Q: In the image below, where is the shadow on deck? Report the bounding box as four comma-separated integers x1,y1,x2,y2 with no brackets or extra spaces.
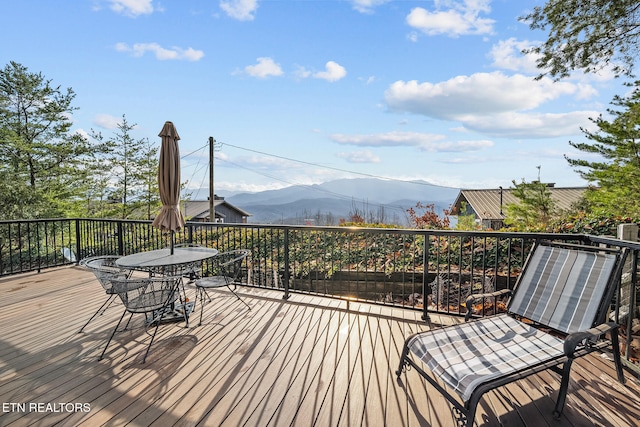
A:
0,266,638,426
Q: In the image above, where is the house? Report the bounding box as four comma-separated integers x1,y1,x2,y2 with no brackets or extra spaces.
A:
451,185,588,229
184,196,252,224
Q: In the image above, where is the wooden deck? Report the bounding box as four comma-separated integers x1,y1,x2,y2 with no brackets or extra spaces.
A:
0,266,639,427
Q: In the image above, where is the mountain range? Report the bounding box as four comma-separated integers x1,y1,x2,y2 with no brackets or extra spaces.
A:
221,178,460,225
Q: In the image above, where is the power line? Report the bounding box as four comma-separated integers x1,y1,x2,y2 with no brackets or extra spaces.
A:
181,143,208,159
220,141,459,190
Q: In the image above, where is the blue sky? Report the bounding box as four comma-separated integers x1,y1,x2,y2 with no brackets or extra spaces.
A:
3,0,626,199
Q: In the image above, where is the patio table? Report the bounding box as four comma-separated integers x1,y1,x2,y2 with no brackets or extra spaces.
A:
116,246,219,326
115,246,219,272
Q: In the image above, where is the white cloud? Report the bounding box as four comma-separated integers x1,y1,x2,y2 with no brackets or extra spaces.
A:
115,42,204,61
74,128,91,140
383,72,601,139
244,57,283,79
384,72,583,119
462,111,598,138
330,131,492,152
337,150,381,163
107,0,154,17
313,61,347,82
295,61,347,82
489,38,540,74
350,0,390,14
331,131,444,147
358,76,376,85
406,0,494,38
220,0,259,21
93,114,122,129
294,65,312,80
214,181,288,193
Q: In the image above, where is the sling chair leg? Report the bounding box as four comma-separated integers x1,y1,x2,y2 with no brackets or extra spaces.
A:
553,359,575,419
99,309,128,361
396,341,411,376
611,329,626,384
463,396,481,427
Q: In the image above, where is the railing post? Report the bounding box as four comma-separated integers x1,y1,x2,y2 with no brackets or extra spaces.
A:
422,233,431,323
75,219,82,265
117,222,125,256
283,228,290,300
187,223,193,244
617,223,639,367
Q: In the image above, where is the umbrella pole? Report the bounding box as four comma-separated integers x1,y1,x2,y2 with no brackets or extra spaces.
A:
170,231,175,255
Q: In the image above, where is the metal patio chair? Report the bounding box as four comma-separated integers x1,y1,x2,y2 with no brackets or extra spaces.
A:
99,275,183,363
171,243,205,281
78,255,132,333
396,242,628,426
195,249,251,326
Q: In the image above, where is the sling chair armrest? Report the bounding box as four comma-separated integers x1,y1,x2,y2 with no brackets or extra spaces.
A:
564,322,619,357
464,289,512,321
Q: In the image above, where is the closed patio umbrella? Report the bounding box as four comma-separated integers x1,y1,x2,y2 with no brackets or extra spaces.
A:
152,121,185,254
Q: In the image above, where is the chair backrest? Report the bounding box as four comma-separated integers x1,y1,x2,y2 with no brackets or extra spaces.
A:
110,276,181,314
208,250,250,283
508,243,623,334
80,255,131,292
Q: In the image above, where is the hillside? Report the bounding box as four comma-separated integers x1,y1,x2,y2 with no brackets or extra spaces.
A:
224,178,459,225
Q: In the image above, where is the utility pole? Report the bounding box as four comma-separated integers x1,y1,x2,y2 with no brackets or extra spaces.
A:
209,136,215,223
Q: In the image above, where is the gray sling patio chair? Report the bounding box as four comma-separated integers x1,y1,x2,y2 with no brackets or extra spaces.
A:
99,275,183,363
195,249,251,326
396,241,628,426
78,255,132,333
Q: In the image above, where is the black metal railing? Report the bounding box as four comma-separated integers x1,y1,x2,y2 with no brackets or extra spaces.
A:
1,218,638,371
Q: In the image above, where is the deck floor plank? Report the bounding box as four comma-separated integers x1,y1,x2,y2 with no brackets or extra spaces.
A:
217,298,341,426
0,267,639,427
190,298,328,426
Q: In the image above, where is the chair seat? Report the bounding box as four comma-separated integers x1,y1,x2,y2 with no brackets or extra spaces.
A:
127,291,177,313
408,314,564,402
196,276,232,289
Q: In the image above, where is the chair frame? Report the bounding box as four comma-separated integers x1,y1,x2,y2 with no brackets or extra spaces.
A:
78,255,132,333
195,249,251,326
396,241,628,426
99,275,184,363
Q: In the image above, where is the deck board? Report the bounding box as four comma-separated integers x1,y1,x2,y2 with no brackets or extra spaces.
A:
0,266,639,427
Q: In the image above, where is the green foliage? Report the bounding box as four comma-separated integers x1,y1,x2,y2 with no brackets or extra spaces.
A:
0,61,94,219
90,115,159,219
0,62,163,220
566,82,640,217
521,1,640,80
454,201,480,231
503,180,555,231
549,211,640,236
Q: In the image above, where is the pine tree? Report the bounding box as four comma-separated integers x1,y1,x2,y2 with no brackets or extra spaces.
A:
522,1,640,80
566,82,640,217
90,115,153,219
504,180,555,231
0,61,92,219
